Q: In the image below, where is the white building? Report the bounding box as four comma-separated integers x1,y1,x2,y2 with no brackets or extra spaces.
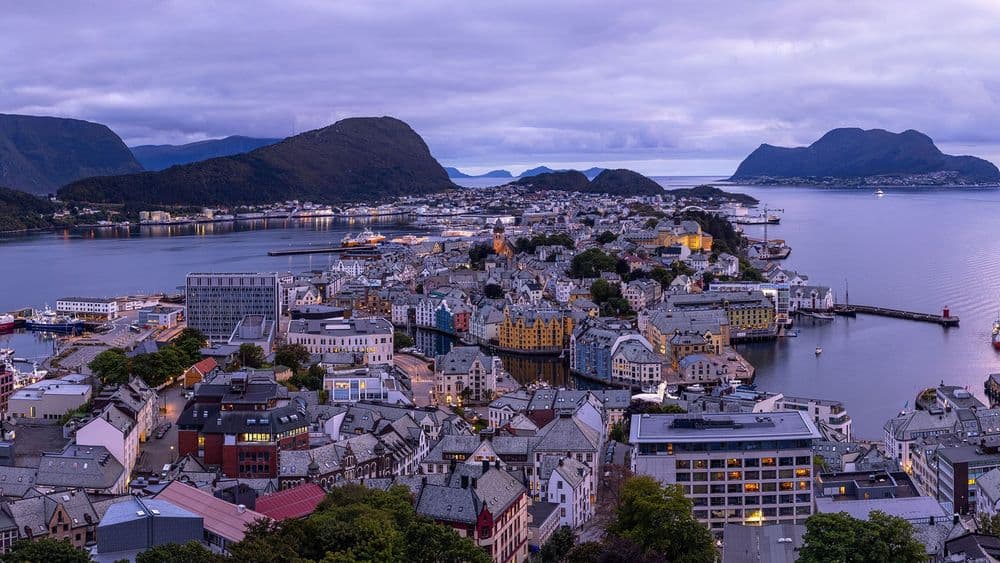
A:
56,297,119,320
75,405,142,481
323,366,411,405
286,317,394,365
775,395,852,441
8,376,92,422
610,337,662,387
789,286,835,311
630,411,821,531
975,467,1000,520
434,346,501,405
543,457,595,529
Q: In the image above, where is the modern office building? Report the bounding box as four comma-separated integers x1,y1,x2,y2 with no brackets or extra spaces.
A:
185,273,280,341
629,411,821,530
56,297,119,320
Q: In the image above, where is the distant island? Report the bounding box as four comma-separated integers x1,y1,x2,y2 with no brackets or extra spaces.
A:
665,184,759,206
520,165,605,179
131,135,282,171
59,116,456,206
512,168,664,196
731,128,1000,186
445,167,513,179
0,113,143,195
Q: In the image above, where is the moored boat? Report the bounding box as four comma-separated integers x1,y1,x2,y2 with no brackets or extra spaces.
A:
0,314,15,333
992,320,1000,350
25,308,84,334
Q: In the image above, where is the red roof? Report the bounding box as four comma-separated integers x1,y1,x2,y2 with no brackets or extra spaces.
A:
156,480,268,542
255,482,327,521
189,357,217,375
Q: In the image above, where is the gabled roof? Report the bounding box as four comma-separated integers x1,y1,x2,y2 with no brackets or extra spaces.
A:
155,481,268,543
255,482,326,521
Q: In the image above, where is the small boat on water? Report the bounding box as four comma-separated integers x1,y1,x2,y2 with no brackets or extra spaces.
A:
783,329,800,338
341,227,386,247
992,320,1000,350
815,347,823,355
875,189,885,197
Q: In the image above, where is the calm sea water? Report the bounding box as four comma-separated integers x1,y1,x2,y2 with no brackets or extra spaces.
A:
3,179,999,437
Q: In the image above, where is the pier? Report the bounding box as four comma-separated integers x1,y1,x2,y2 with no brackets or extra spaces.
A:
800,305,959,327
267,244,377,256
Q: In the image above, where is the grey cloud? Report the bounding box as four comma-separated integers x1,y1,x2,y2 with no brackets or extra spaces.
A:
2,0,999,174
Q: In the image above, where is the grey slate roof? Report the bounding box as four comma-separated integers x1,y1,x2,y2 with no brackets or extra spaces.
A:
36,445,124,490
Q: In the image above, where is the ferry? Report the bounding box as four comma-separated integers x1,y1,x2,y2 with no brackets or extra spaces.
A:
0,314,15,333
992,320,1000,350
875,189,886,197
731,214,781,225
25,308,84,334
341,228,386,247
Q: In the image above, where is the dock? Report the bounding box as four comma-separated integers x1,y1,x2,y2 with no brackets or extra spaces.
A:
267,244,377,256
801,305,959,327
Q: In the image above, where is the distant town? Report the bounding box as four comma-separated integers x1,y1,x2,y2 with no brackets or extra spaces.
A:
1,182,996,562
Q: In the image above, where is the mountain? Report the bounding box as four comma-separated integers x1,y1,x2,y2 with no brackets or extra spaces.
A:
588,169,663,196
518,165,605,179
513,170,590,191
131,136,281,171
0,186,56,232
732,128,1000,183
513,168,663,196
519,166,556,178
59,117,456,206
445,167,513,179
0,114,143,195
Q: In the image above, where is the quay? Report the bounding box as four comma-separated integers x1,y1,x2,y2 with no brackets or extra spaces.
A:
267,244,377,256
800,305,959,327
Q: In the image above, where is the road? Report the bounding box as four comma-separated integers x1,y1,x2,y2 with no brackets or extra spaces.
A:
136,382,187,475
394,353,435,407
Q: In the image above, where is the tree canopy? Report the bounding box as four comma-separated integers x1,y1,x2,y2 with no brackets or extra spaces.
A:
4,538,91,563
799,511,925,563
606,476,716,563
570,248,618,278
88,327,207,388
273,343,312,372
136,541,222,563
227,484,491,563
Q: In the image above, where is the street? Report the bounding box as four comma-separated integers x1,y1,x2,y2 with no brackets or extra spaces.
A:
136,382,187,474
394,352,435,407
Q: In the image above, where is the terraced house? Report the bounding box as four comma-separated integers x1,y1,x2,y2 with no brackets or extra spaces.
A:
497,305,573,352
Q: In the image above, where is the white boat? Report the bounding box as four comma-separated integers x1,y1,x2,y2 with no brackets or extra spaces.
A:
815,347,823,355
875,189,885,197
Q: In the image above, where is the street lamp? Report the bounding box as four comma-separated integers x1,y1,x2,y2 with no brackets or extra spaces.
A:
169,445,175,464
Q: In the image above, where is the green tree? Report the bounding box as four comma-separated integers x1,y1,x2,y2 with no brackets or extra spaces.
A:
607,476,716,563
596,231,618,244
130,352,169,387
979,512,1000,535
484,283,505,299
799,511,925,563
88,348,130,385
228,484,490,563
289,363,326,392
136,541,221,563
468,242,496,269
570,248,618,278
5,538,92,563
237,343,265,369
393,331,414,352
539,525,576,563
274,343,313,372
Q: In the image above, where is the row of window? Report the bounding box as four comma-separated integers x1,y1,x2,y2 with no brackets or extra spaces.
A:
676,456,811,469
676,469,811,481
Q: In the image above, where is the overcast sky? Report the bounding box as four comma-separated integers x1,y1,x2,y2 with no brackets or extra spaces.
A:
3,1,999,175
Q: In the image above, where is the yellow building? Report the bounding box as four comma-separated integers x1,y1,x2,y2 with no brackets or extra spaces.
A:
628,219,713,252
497,306,573,352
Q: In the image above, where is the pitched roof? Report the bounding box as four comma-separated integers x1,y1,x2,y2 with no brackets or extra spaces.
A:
255,482,326,521
155,480,269,542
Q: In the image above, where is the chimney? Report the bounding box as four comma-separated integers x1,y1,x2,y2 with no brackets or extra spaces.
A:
494,460,501,470
461,475,469,489
237,504,246,514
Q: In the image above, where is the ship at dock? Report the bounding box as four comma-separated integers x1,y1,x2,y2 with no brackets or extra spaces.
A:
341,227,386,247
25,308,84,334
0,314,14,333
